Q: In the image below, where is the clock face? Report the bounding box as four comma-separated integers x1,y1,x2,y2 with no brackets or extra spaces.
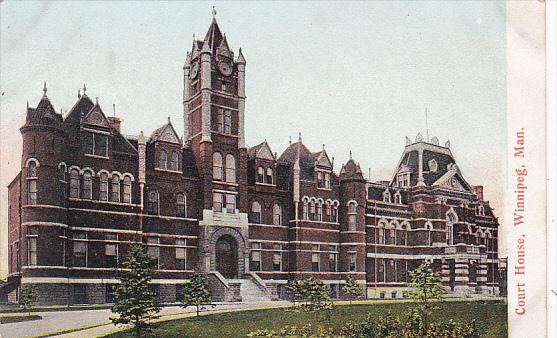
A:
189,63,199,80
218,61,232,76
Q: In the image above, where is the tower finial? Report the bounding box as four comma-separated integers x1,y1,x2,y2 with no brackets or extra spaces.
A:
349,150,352,160
27,100,29,109
289,135,292,145
83,83,87,96
43,81,47,96
322,143,325,150
212,5,217,18
95,97,99,105
78,88,81,99
113,103,116,117
298,132,302,142
168,116,171,124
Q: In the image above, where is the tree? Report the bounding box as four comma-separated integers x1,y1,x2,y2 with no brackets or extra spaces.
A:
342,275,363,304
286,277,331,312
110,245,161,338
19,285,38,315
182,272,212,318
407,262,446,332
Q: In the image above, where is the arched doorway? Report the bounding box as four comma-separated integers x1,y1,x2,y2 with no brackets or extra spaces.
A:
215,235,238,279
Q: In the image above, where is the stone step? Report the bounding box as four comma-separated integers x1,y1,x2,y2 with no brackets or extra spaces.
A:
229,278,271,302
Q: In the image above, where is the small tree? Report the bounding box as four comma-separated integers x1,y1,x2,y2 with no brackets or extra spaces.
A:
19,285,38,315
110,245,161,338
342,275,363,304
408,262,446,331
286,277,331,312
182,272,212,318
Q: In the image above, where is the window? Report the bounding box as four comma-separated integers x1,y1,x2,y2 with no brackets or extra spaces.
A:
257,167,264,183
272,203,282,225
86,133,108,157
73,232,87,267
348,202,357,231
251,242,261,271
425,222,433,246
478,205,485,216
225,154,236,183
266,168,274,184
387,227,396,245
27,162,38,205
311,245,320,272
302,200,309,220
213,192,223,212
378,225,385,244
58,165,66,181
397,173,410,187
110,174,120,202
224,110,232,134
123,176,132,203
86,133,94,155
273,244,282,271
213,152,223,180
309,201,316,221
317,201,323,221
349,251,357,272
58,165,66,201
332,204,338,223
329,246,338,272
106,284,117,303
250,201,262,224
324,173,331,189
99,173,109,201
176,193,186,217
147,191,159,215
446,211,457,245
70,169,80,198
394,192,402,204
325,202,332,222
221,81,230,92
317,171,324,188
225,194,236,213
146,237,159,266
27,227,38,266
82,171,92,199
383,190,391,203
170,151,179,171
157,149,167,169
105,234,118,268
175,238,186,270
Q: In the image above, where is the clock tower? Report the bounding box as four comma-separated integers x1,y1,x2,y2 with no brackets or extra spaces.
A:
183,11,250,269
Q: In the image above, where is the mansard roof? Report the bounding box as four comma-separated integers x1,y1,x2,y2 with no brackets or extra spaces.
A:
248,140,275,161
149,119,181,144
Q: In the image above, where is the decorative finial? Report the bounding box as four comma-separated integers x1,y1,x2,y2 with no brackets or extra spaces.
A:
113,103,116,117
212,5,217,18
83,84,87,95
349,150,352,160
298,132,302,142
95,97,99,105
43,81,47,96
193,33,196,41
322,144,325,150
26,100,29,109
78,88,81,99
168,116,171,123
289,135,292,145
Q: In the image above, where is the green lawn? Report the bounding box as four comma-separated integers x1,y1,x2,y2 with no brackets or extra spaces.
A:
106,300,507,338
0,313,42,324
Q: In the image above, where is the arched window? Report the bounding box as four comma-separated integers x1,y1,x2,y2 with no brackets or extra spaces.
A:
316,201,323,221
401,222,410,246
212,152,223,180
394,191,402,204
176,193,186,217
266,168,274,184
58,165,66,200
347,202,357,231
478,205,485,216
383,190,391,203
110,174,120,202
386,222,397,245
309,200,316,220
250,201,262,224
99,173,109,201
58,165,66,181
332,203,339,223
257,167,264,183
225,154,236,183
158,149,167,169
147,191,159,215
123,176,132,203
425,221,433,246
272,203,282,225
302,199,309,220
377,221,386,244
170,151,179,171
69,169,80,198
446,210,457,245
325,202,332,222
27,162,38,205
82,171,92,199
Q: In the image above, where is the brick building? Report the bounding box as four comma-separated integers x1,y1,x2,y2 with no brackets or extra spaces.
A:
3,15,502,305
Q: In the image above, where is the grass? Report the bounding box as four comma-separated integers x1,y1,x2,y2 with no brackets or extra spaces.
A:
0,313,42,324
105,300,507,338
0,303,111,313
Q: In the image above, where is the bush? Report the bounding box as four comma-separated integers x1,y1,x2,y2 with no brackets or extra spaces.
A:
286,277,332,312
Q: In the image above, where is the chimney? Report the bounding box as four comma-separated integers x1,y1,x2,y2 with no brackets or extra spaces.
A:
108,117,122,133
474,185,484,201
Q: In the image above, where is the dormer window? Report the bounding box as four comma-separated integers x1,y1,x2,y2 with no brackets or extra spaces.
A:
170,151,179,171
257,167,264,183
396,173,410,187
383,190,392,203
266,168,274,184
477,205,485,216
324,173,331,189
394,191,402,204
317,170,331,189
158,149,167,170
317,171,323,188
85,133,108,157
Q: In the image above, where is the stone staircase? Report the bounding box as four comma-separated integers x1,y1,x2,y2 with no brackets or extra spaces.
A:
229,278,270,302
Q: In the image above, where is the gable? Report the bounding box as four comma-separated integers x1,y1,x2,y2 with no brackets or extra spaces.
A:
433,170,472,192
82,105,111,129
157,125,181,144
315,151,332,168
256,143,274,160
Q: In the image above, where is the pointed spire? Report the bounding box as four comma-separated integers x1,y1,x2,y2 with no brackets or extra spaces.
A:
138,130,146,145
237,48,246,64
42,81,47,97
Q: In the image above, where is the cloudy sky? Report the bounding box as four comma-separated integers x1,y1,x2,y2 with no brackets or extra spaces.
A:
0,1,506,276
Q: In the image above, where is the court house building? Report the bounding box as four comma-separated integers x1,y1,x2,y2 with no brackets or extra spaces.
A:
3,14,503,305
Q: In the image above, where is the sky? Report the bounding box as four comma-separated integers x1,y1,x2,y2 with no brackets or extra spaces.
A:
0,1,507,277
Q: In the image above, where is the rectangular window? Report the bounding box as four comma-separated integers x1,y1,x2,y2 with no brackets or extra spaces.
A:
85,133,94,155
217,110,224,132
348,214,357,231
176,284,185,302
250,242,261,271
221,82,230,92
349,251,357,272
27,237,37,266
213,192,223,212
27,180,37,205
325,173,331,189
176,238,186,270
73,232,87,267
225,194,236,213
317,171,324,188
272,244,282,271
311,244,320,272
105,234,118,268
97,134,108,157
223,110,232,134
146,237,159,266
105,284,116,303
329,245,338,272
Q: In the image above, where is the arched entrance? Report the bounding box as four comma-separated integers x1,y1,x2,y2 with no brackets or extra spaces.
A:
215,235,238,279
